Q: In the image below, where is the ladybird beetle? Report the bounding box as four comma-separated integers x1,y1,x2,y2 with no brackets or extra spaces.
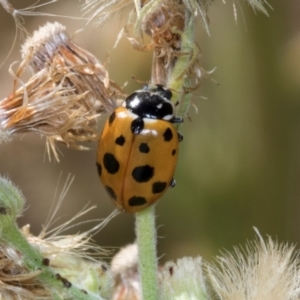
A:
96,84,183,213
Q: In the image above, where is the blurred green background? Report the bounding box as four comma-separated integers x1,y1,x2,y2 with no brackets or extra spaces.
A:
0,0,299,263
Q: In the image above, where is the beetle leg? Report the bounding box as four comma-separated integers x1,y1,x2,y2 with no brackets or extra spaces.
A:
170,178,176,188
177,132,183,142
172,116,184,124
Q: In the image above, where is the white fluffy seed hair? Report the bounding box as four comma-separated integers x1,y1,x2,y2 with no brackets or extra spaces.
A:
111,244,138,276
206,228,300,300
21,22,66,59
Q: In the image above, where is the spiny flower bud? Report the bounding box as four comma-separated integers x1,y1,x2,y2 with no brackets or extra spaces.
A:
0,176,25,221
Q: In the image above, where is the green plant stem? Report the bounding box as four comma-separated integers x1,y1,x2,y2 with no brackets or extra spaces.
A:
135,205,158,300
134,9,196,300
1,218,103,300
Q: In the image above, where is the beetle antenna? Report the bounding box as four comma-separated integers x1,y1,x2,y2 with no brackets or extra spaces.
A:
131,76,150,85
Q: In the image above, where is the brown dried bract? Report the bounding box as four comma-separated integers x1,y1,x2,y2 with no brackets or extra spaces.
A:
0,248,50,300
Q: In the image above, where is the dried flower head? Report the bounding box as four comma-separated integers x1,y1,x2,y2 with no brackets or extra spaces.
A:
128,0,188,86
0,22,125,161
83,0,208,102
83,0,270,88
206,228,300,300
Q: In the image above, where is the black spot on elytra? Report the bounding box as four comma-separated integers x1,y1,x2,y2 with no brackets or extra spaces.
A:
139,143,150,153
105,186,117,201
163,128,173,141
131,117,144,135
115,135,125,146
172,149,176,156
128,196,147,206
132,165,154,182
152,181,167,194
103,153,120,174
108,111,116,125
96,162,102,176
